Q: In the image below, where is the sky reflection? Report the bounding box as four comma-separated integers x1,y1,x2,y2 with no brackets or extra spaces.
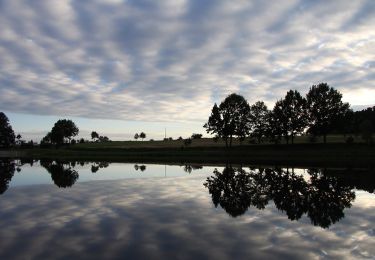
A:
0,166,374,259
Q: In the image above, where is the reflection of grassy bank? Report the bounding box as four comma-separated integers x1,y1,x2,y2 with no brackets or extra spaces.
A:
5,143,375,167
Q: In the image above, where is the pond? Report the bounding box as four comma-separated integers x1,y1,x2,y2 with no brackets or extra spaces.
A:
0,158,374,259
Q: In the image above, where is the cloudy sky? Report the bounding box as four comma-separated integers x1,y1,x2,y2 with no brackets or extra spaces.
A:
1,0,374,141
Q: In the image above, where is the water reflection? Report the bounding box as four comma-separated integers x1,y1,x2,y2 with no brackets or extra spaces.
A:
183,164,203,174
40,160,79,188
0,158,15,194
1,156,374,232
91,162,110,173
134,164,147,172
204,166,358,228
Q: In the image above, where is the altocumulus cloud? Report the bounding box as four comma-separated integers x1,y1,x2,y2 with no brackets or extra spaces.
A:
0,0,374,122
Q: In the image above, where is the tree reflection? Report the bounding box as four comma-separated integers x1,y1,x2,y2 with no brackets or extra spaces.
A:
183,165,203,174
204,166,356,228
91,162,110,173
40,160,79,188
0,158,16,194
134,164,146,172
306,169,355,228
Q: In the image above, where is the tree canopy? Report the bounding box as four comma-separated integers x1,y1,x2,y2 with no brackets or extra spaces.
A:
306,83,349,143
0,112,15,148
272,90,308,144
91,131,99,141
139,132,146,141
48,119,79,146
249,101,270,143
204,93,251,148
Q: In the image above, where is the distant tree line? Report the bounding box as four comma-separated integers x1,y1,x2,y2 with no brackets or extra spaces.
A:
91,131,110,142
204,83,373,147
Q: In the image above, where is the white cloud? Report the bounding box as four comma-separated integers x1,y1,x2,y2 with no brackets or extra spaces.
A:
0,0,374,124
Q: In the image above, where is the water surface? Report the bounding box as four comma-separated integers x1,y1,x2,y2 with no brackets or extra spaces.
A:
0,159,374,259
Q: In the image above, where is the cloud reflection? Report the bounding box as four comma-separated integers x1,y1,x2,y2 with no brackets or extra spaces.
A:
0,172,374,259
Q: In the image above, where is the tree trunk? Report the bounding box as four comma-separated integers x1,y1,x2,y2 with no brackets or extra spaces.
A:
229,135,233,148
323,134,327,144
225,137,228,148
291,133,294,144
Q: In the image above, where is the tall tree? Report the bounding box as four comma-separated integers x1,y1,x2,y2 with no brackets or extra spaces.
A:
271,90,308,144
204,93,251,148
306,83,350,143
0,112,15,148
50,119,79,146
249,101,270,143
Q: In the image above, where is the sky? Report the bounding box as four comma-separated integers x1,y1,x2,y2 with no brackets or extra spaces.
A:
0,0,374,142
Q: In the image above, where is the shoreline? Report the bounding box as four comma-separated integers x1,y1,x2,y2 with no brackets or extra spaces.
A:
2,143,374,168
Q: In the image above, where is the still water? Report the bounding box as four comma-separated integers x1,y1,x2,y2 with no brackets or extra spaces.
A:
0,158,374,259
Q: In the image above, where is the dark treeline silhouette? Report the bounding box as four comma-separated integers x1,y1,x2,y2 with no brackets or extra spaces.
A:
204,83,374,147
331,106,375,141
203,165,370,228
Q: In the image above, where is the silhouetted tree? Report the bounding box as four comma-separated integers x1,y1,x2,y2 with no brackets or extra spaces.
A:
0,112,15,148
91,131,99,141
50,119,79,146
139,132,146,141
306,83,349,143
266,111,283,144
272,90,308,144
249,101,270,143
204,93,251,148
134,133,139,140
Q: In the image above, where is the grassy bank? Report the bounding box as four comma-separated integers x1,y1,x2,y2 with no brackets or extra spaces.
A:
5,142,375,168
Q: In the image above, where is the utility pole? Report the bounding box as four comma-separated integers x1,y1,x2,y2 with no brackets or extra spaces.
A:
164,128,166,139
